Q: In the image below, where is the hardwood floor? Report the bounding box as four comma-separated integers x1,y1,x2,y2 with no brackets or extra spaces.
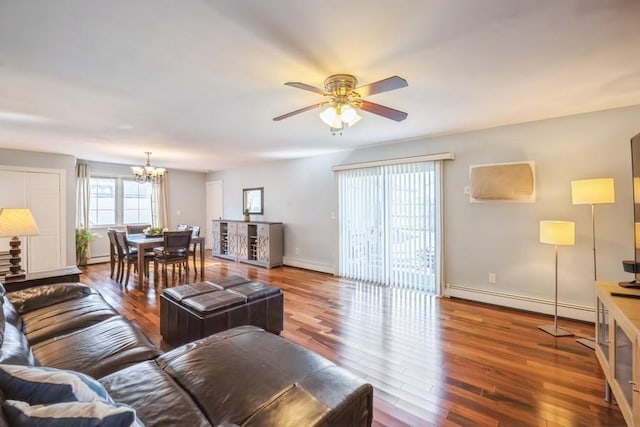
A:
80,256,625,426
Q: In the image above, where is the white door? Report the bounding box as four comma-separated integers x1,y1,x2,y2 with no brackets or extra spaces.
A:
27,172,63,272
205,180,223,250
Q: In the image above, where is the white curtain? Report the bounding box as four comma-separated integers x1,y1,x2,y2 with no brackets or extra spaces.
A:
337,160,441,294
151,172,169,228
76,162,90,229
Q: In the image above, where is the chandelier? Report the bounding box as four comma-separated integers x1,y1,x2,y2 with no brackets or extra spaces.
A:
131,152,165,184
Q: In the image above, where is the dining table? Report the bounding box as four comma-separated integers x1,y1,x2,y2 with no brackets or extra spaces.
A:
126,233,206,283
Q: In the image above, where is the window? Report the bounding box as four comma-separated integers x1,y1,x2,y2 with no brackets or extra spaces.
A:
337,161,441,294
122,179,152,224
88,177,152,227
89,177,116,226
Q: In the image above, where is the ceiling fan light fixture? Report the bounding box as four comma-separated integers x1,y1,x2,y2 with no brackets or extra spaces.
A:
345,111,362,127
319,106,338,127
341,105,360,125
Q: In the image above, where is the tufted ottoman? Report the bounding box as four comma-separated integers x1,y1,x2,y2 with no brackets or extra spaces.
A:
160,276,284,346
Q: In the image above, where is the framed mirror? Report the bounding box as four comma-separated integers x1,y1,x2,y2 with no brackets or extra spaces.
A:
243,187,264,215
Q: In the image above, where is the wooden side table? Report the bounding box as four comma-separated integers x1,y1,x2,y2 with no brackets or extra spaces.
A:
0,266,82,292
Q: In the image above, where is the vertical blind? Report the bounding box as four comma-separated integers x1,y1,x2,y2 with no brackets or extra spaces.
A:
337,161,441,294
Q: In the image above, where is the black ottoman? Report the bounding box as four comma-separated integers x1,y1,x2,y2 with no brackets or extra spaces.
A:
160,278,284,346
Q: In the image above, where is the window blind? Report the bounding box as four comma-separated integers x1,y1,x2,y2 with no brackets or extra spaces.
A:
337,160,441,294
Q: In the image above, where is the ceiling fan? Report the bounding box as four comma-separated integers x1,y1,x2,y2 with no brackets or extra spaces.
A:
273,74,408,133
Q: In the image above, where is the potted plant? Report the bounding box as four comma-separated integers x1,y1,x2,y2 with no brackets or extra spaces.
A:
243,209,250,222
76,229,98,266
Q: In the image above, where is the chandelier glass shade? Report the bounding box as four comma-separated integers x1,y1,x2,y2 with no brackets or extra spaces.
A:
319,103,362,131
131,152,165,184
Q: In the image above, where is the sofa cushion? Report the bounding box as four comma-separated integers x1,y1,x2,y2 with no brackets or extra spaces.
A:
21,292,118,345
2,399,142,427
8,283,91,315
0,365,111,404
32,317,161,379
100,361,209,427
0,324,35,366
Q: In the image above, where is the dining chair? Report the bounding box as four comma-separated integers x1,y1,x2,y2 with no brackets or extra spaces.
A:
106,228,121,280
115,231,151,287
126,224,150,234
188,226,200,275
153,231,192,287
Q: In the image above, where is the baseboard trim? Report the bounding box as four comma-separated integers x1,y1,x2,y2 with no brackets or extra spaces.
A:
447,283,594,322
283,257,334,274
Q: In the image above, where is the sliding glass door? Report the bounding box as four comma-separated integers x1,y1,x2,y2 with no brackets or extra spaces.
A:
337,161,441,294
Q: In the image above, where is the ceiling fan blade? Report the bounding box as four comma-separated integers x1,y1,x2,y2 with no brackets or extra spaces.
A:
359,100,408,122
284,82,326,95
356,76,408,97
273,102,329,121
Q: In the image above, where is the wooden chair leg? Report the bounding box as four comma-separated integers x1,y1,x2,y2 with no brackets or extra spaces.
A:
117,259,123,283
124,261,131,287
153,260,158,286
163,264,168,286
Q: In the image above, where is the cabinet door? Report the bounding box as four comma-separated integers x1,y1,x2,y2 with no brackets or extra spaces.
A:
613,319,635,423
237,222,249,261
211,221,221,255
256,224,270,264
227,222,238,258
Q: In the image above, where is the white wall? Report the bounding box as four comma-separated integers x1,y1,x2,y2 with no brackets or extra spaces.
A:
0,148,76,265
166,170,207,231
209,104,640,320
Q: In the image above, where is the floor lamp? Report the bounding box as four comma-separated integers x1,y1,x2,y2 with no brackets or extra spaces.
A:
539,220,575,337
0,208,40,281
571,178,615,348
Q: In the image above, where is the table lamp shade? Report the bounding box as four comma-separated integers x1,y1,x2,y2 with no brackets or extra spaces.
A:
540,221,575,246
0,208,40,237
571,178,615,205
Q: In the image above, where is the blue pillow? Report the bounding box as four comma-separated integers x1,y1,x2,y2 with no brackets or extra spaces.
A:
2,399,143,427
0,364,111,404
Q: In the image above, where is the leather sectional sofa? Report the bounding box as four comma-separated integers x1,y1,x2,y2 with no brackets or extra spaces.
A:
0,282,373,426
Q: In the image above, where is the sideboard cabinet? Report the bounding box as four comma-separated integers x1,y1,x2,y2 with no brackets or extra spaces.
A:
212,220,283,268
595,282,640,426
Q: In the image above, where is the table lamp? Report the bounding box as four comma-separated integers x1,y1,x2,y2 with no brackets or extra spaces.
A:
0,208,40,281
539,220,575,337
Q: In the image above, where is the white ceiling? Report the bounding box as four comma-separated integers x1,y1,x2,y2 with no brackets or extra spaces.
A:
0,0,639,172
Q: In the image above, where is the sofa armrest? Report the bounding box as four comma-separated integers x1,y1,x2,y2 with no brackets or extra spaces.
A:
7,283,91,314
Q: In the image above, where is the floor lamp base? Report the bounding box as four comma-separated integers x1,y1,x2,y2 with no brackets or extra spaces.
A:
538,325,573,337
576,338,596,350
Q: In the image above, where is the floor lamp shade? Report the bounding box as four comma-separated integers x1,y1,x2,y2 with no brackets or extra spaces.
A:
0,208,40,280
571,178,615,205
539,221,575,246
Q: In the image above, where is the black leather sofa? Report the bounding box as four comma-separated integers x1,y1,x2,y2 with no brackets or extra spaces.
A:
0,282,373,426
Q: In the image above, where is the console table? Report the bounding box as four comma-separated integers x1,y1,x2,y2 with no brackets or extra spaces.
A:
595,281,640,426
0,266,82,292
212,220,283,268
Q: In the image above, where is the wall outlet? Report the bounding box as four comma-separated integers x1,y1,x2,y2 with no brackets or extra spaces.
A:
295,247,300,255
488,273,496,284
464,186,470,195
